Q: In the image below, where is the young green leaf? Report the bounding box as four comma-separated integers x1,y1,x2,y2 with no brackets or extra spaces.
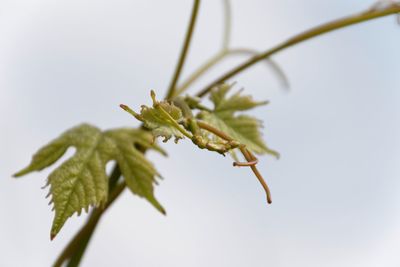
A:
121,91,192,143
210,83,268,112
14,124,165,239
198,83,279,157
103,128,166,214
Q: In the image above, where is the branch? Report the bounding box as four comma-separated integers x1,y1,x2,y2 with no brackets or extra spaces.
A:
196,4,400,97
165,0,201,100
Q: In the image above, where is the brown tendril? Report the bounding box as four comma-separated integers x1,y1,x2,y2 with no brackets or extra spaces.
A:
233,158,258,167
196,121,272,204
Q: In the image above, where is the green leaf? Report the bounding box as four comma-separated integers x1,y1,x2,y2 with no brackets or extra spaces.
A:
121,90,191,143
198,84,279,157
104,129,166,213
14,124,165,239
211,83,268,112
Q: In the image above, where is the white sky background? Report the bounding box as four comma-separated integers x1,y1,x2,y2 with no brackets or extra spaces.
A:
1,0,400,266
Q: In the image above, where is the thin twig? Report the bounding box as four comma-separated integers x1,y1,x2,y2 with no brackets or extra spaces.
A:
174,0,230,96
166,0,201,100
196,4,400,97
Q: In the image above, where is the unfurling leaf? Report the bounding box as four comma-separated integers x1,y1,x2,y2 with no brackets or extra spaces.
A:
210,83,268,112
121,91,191,143
198,83,279,157
14,124,165,239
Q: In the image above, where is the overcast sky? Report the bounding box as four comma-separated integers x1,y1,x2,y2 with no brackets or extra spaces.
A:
1,1,400,266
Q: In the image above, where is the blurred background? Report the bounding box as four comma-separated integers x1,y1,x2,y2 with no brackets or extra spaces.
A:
1,0,400,266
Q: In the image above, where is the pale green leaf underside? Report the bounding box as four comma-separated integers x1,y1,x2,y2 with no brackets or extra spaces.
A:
14,124,164,239
200,112,277,155
104,129,165,213
200,84,278,157
211,83,268,112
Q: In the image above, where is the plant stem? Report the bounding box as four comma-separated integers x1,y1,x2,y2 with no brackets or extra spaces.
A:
196,4,400,97
166,0,201,100
53,167,124,267
64,210,101,267
174,0,232,96
66,183,126,267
